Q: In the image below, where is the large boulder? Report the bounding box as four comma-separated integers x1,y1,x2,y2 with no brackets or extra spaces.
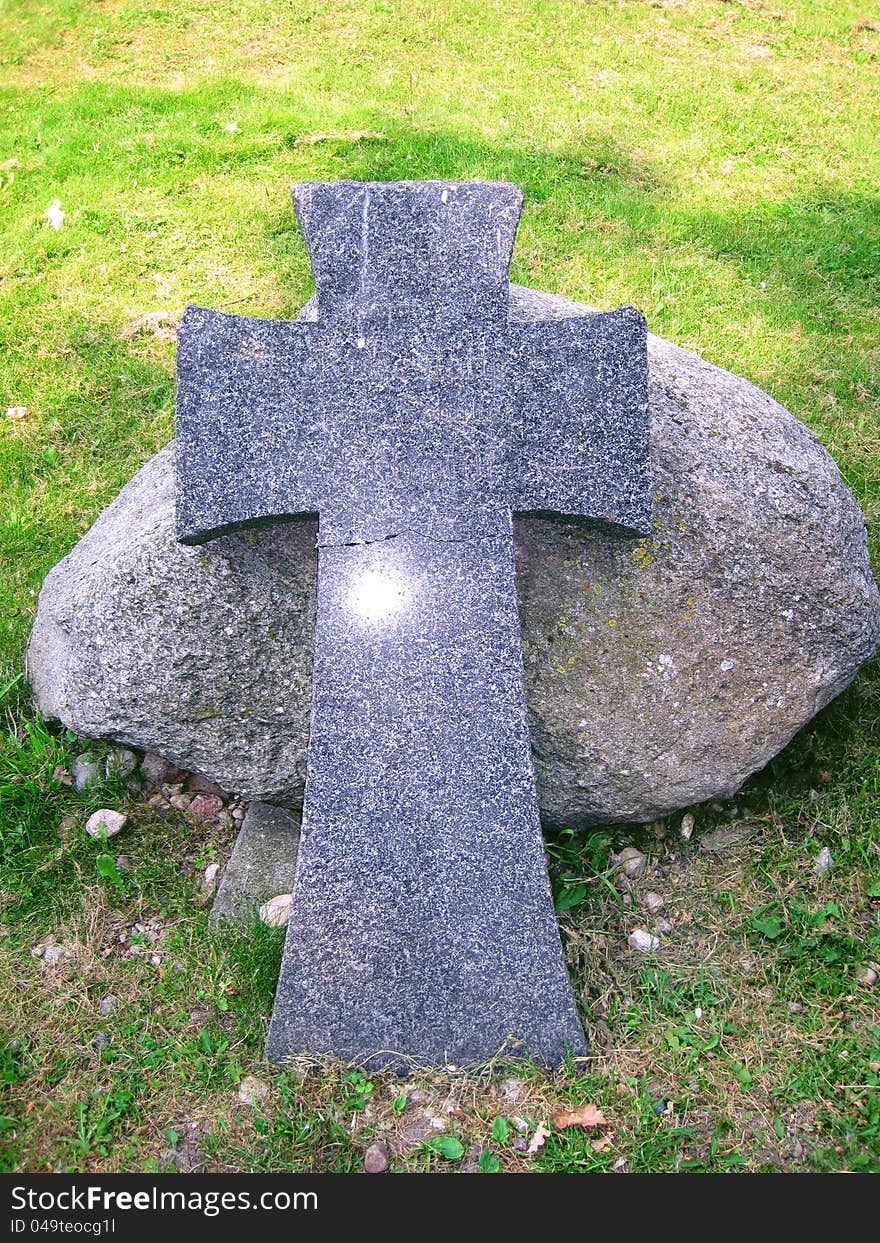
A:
26,286,880,825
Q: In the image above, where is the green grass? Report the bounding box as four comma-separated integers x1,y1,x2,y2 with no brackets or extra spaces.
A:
1,0,879,1172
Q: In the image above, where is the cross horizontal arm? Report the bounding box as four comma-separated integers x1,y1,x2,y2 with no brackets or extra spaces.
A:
175,306,325,545
509,305,652,534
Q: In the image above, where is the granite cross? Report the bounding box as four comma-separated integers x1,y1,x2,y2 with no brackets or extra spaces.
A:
175,180,651,1068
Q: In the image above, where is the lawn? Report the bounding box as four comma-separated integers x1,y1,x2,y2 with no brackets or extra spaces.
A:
1,0,879,1172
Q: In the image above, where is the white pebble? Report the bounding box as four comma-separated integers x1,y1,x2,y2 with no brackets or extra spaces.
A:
85,809,127,839
628,929,660,953
259,894,292,928
680,813,694,841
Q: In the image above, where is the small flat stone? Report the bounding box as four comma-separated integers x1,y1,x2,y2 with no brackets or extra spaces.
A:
99,994,117,1016
364,1141,390,1173
628,929,660,953
85,809,127,839
187,773,227,798
211,802,300,924
188,793,223,822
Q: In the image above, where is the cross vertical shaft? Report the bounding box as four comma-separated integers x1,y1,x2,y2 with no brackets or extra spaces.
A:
265,526,586,1065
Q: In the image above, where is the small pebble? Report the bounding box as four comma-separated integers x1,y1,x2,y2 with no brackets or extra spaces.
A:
680,813,694,841
364,1141,390,1174
788,1001,803,1014
644,891,664,913
142,753,185,785
85,809,127,839
99,994,117,1017
857,966,877,987
654,917,674,934
237,1075,269,1106
189,794,224,822
73,754,101,792
43,943,70,965
204,863,220,885
259,894,292,928
169,792,193,811
628,929,660,953
618,846,645,877
93,1033,109,1053
106,749,139,779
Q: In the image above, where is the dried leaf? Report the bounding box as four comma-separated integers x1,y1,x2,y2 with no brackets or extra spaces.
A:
5,406,30,421
552,1103,607,1130
591,1132,614,1153
526,1121,550,1154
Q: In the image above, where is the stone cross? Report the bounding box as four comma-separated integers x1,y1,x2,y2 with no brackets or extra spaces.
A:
175,180,651,1068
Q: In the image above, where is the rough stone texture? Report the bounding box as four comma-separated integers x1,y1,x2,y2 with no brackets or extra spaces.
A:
210,801,300,924
28,285,880,826
27,285,879,825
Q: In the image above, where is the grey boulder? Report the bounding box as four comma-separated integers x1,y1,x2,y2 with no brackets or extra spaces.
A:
26,285,880,826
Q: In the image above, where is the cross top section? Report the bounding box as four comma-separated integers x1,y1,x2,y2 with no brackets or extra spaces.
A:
175,179,651,548
291,180,522,331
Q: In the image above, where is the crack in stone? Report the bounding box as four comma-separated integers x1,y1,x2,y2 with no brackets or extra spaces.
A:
317,527,504,550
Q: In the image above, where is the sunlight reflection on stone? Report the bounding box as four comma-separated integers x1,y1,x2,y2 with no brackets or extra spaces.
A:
349,568,409,623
